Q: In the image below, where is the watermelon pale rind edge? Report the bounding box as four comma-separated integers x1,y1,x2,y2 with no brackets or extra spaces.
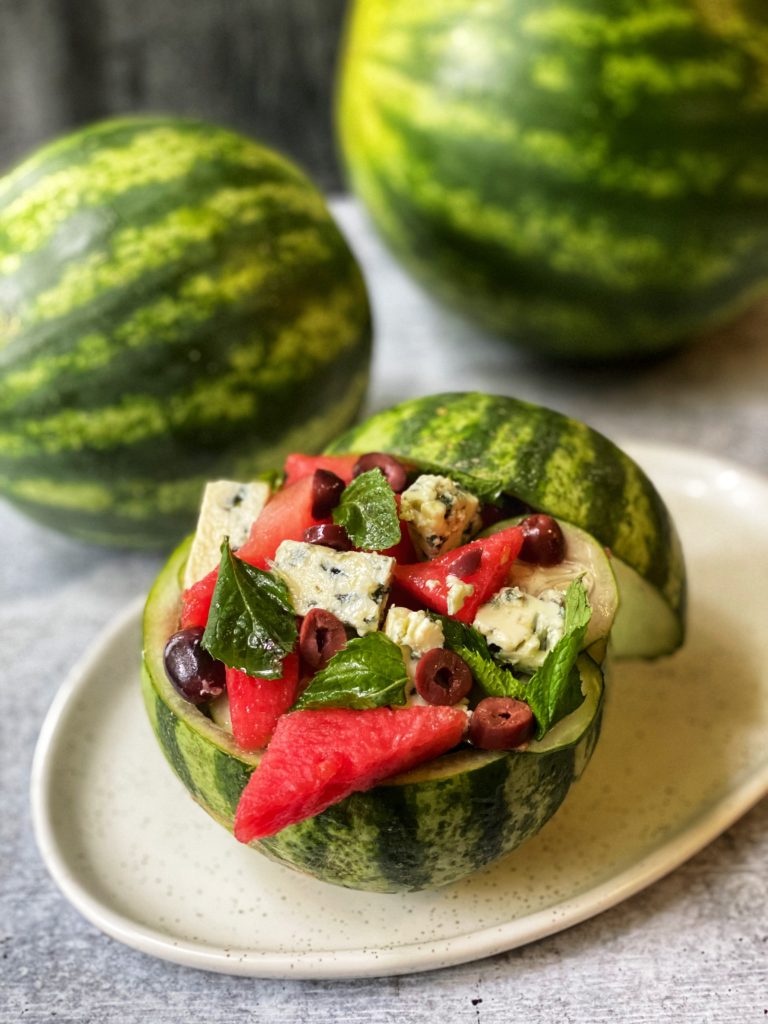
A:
142,536,604,893
325,392,686,658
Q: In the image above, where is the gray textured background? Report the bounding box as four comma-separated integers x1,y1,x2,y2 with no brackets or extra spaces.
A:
0,0,347,188
3,200,768,1022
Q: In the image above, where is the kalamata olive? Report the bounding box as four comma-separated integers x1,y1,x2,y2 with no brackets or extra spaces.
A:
469,697,534,749
311,469,346,518
163,626,226,705
303,523,353,551
448,546,482,578
519,514,566,566
352,452,408,492
415,649,473,706
299,608,348,670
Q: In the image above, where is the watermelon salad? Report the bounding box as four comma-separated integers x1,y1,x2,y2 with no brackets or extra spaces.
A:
162,449,620,847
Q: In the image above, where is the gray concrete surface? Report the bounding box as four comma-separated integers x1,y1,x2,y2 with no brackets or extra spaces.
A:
2,199,767,1023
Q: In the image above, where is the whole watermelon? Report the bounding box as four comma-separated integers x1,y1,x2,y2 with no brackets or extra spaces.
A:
0,117,371,547
337,0,768,360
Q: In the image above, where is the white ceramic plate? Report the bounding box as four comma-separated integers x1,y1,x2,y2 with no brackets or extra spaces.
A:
31,441,768,979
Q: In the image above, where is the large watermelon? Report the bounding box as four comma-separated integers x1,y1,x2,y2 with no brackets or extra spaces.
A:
141,392,685,892
0,117,371,547
337,0,768,360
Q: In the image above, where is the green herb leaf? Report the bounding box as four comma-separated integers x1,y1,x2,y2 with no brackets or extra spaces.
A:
524,580,591,738
438,618,528,700
294,632,408,710
202,540,297,679
255,467,285,491
438,615,494,659
332,469,401,551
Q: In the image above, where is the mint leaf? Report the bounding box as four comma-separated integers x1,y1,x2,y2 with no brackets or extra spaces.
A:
255,467,285,491
294,632,408,710
525,580,591,738
202,540,297,678
332,469,401,551
437,615,491,659
436,614,528,699
458,646,527,700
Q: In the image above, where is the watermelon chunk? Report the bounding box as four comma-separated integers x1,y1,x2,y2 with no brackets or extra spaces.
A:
284,453,358,486
227,654,300,751
394,525,524,622
180,567,218,628
237,475,329,568
234,706,467,842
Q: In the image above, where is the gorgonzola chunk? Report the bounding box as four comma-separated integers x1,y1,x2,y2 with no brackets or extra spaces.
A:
399,474,481,560
184,480,271,587
271,541,395,635
384,606,444,660
472,586,565,673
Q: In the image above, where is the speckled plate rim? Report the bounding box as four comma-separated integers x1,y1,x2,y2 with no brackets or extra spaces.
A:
30,440,768,979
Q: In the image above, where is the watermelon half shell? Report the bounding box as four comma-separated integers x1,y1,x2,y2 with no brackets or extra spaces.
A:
141,391,684,891
142,536,604,892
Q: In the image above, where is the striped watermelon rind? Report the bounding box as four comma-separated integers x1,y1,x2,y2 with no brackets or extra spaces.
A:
337,0,768,359
0,116,371,547
142,536,604,892
326,392,686,657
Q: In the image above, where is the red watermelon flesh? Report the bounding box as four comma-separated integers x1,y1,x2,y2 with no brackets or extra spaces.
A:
180,568,218,628
394,525,524,622
237,475,330,569
227,654,300,751
283,453,358,486
234,706,468,842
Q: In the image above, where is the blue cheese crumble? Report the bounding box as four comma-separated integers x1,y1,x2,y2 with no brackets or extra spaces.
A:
472,586,565,673
184,479,271,587
399,474,482,560
446,574,475,615
271,541,395,636
384,606,444,659
383,606,464,709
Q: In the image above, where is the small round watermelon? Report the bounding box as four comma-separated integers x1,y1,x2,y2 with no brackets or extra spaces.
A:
141,392,686,892
0,116,371,547
337,0,768,360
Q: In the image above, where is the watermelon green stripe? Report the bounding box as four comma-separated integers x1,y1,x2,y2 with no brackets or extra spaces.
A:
142,525,606,892
326,393,685,635
464,756,511,869
0,117,371,547
153,695,199,800
0,160,302,314
1,229,362,416
372,106,757,290
0,370,368,544
0,365,368,489
0,117,222,206
0,119,305,262
358,57,762,207
0,351,369,489
367,786,433,890
338,0,768,358
213,751,255,819
366,138,767,301
0,287,366,453
366,168,768,358
4,184,329,336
